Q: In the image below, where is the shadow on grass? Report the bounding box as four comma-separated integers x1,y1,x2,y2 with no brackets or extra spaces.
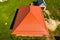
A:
10,9,19,29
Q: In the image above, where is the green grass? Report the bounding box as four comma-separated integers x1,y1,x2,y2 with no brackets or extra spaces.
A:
0,0,60,40
45,0,60,20
0,0,36,40
45,0,60,36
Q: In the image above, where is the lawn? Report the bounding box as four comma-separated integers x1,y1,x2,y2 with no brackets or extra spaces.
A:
0,0,60,40
45,0,60,36
0,0,36,40
45,0,60,20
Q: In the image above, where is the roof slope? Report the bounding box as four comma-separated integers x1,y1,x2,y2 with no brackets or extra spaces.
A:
11,5,49,36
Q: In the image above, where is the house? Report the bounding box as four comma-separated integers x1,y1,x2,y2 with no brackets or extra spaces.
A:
10,5,49,36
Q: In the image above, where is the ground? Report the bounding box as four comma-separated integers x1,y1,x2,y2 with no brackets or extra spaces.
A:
0,0,36,40
0,0,60,40
45,0,60,36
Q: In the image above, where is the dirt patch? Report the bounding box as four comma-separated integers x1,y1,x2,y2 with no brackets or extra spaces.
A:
44,10,51,15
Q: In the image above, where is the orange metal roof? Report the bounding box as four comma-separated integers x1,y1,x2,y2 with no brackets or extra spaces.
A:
11,5,49,36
